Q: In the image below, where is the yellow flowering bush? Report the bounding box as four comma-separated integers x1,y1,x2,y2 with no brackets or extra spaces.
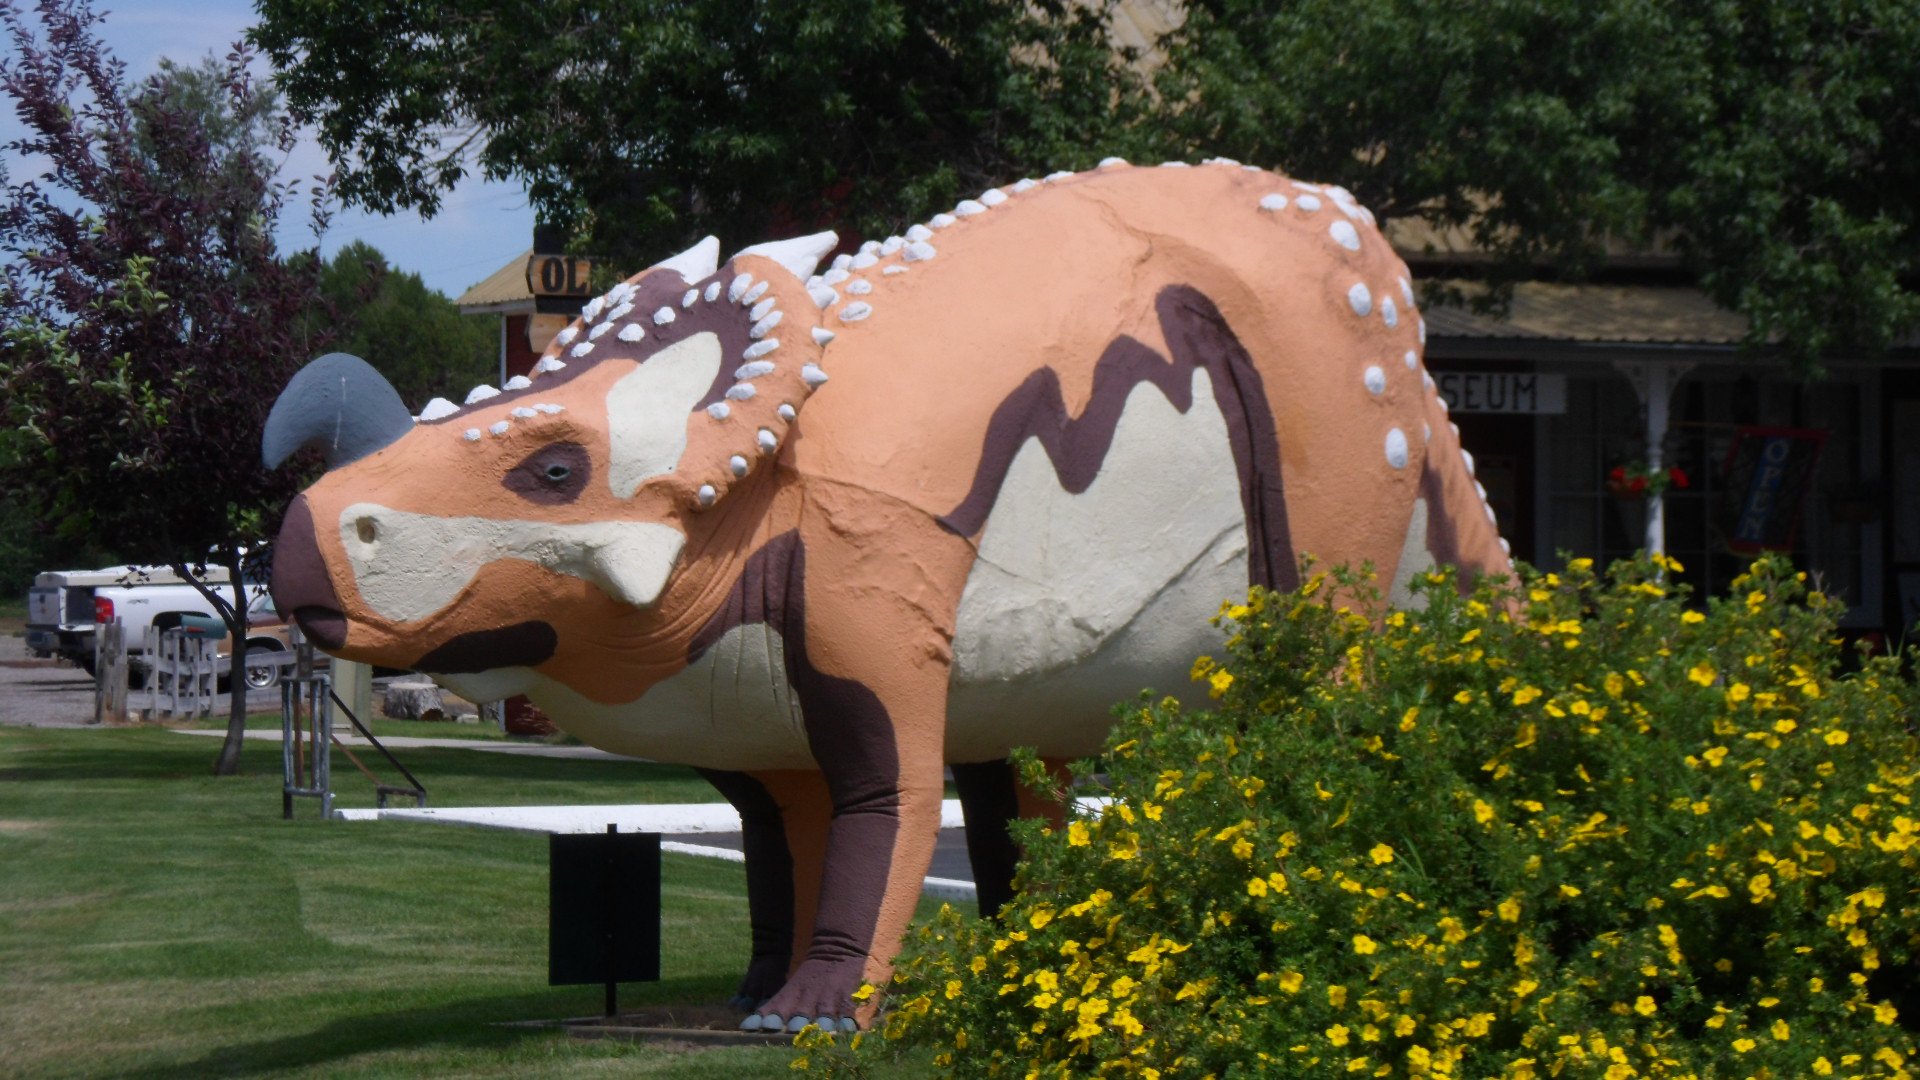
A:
811,554,1920,1079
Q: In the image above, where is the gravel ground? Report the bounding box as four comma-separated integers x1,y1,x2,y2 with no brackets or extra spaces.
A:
0,632,280,727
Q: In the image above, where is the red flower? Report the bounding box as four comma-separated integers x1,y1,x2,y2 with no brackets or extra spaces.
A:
1609,466,1627,484
1668,467,1689,490
1628,475,1647,494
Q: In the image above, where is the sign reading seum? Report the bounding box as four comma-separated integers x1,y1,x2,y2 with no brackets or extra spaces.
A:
1435,372,1567,415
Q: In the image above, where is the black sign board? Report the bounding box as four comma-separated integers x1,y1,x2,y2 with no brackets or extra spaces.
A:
527,252,597,316
549,829,662,1003
1720,426,1826,553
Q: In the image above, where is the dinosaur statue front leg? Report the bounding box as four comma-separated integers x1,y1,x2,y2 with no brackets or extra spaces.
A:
743,658,946,1033
739,517,958,1033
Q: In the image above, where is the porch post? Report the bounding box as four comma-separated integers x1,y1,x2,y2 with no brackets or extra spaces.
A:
1614,360,1695,557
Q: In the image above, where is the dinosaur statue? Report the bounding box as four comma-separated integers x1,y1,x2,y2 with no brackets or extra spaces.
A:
262,158,1512,1034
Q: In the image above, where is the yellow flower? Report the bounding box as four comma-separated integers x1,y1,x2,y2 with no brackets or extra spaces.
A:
1030,908,1054,929
1473,799,1494,825
1512,686,1543,705
1826,730,1850,746
1497,897,1522,922
1066,821,1091,847
1208,668,1234,698
1353,934,1379,955
1772,1019,1790,1041
1682,610,1706,624
1732,1037,1756,1053
1633,996,1656,1016
1727,682,1751,703
1454,689,1475,705
1328,984,1349,1008
1247,877,1269,897
1326,1024,1352,1047
1512,979,1539,998
1278,971,1304,994
1558,884,1582,898
1369,843,1395,865
1876,1001,1900,1025
852,982,877,1001
1688,661,1716,687
944,979,964,1000
1400,707,1420,732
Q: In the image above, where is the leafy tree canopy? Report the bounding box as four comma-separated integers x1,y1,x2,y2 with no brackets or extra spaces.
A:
1147,0,1920,370
257,0,1918,372
309,239,497,410
249,0,1156,269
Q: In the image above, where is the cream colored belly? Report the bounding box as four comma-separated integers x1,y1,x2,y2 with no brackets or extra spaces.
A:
945,367,1249,762
432,624,815,772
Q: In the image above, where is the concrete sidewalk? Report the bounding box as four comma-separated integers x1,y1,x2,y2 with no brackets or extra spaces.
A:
334,800,981,903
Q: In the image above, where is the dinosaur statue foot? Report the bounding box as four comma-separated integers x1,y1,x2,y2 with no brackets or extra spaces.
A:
727,951,791,1011
738,956,865,1033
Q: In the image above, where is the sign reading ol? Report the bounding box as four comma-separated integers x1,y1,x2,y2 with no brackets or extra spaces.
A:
526,253,594,298
1435,372,1567,414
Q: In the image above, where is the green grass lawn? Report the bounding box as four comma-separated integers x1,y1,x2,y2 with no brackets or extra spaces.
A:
0,726,941,1078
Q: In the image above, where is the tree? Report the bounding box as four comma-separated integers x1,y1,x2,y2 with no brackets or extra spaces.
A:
258,0,1918,372
1147,0,1920,370
249,0,1156,269
0,0,332,773
311,240,497,409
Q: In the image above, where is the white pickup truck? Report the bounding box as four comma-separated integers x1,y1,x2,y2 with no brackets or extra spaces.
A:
25,565,287,687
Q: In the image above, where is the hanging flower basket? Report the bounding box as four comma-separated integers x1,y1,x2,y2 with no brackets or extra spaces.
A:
1607,463,1689,500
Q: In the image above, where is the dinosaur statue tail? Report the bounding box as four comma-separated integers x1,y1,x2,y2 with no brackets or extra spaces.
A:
1408,383,1515,594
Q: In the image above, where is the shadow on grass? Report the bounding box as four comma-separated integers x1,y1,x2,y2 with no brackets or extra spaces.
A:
106,978,737,1079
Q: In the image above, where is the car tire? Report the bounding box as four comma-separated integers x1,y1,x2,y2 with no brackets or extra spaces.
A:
243,641,286,690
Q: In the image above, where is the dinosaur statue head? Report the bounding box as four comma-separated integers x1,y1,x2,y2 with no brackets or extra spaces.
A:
263,231,838,688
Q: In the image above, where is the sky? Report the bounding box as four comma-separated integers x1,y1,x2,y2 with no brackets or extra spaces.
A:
1,0,536,301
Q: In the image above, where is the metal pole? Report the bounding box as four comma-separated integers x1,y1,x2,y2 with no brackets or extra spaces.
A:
605,822,618,1020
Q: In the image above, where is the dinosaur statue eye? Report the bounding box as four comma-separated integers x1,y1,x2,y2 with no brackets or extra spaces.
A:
504,441,591,504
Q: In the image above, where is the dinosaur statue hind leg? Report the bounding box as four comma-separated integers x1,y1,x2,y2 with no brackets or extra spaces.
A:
951,760,1020,917
953,757,1074,918
697,768,829,1010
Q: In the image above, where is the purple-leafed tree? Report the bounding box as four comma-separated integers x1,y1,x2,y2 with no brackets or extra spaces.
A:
0,0,332,774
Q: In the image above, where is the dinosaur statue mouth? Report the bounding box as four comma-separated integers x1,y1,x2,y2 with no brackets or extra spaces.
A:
413,621,559,674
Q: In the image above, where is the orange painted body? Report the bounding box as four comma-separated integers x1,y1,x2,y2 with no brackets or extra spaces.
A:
271,161,1510,1029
